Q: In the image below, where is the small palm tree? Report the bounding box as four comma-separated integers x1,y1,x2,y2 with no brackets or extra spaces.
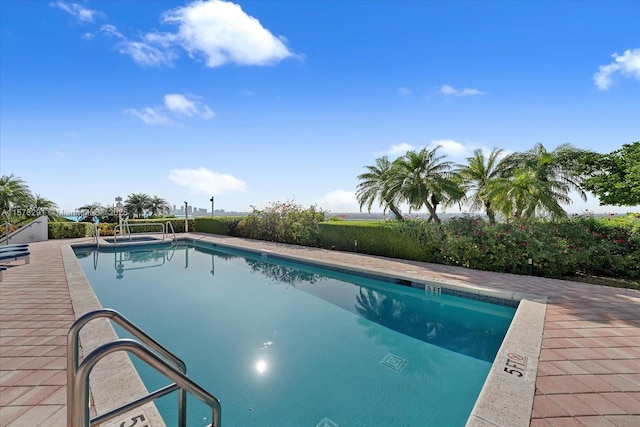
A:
125,193,151,218
32,194,59,221
496,143,589,219
148,195,170,217
392,147,464,222
456,148,505,223
0,174,34,221
356,156,404,220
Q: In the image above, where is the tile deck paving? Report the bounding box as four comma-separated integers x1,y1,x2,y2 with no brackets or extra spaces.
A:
0,235,638,426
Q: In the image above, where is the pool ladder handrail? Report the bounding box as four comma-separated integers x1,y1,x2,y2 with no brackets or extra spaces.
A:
113,221,165,243
166,220,177,242
92,223,100,248
67,308,221,427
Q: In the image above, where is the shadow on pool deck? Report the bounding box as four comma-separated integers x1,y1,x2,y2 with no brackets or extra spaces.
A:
0,235,639,426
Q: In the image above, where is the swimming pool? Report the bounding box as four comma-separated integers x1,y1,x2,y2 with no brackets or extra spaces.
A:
74,241,516,426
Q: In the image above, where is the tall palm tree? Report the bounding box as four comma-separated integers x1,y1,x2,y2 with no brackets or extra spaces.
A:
0,174,33,220
456,148,505,223
356,156,404,220
125,193,151,218
496,143,589,220
391,147,464,223
148,195,170,217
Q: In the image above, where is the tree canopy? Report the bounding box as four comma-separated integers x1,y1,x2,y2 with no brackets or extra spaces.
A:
580,142,640,206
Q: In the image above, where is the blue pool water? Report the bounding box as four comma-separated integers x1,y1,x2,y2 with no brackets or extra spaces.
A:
74,242,516,427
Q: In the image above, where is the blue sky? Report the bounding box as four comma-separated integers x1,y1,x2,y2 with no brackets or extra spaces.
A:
1,0,639,215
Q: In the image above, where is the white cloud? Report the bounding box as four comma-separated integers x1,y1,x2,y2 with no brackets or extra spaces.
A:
375,143,415,157
97,1,293,68
168,167,247,194
99,25,177,67
428,139,470,158
440,84,485,97
100,24,124,39
125,93,215,125
164,94,215,118
162,0,293,67
594,48,640,90
51,1,102,23
440,85,457,95
398,87,411,96
319,190,359,212
118,41,177,67
123,107,173,126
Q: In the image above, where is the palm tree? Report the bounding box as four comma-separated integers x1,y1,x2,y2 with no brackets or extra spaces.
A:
125,193,151,218
356,156,404,220
391,147,464,223
148,195,170,217
0,174,34,220
456,148,505,223
495,143,589,220
487,169,570,221
32,194,59,221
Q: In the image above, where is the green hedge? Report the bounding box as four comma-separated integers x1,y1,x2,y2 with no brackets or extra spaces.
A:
318,216,639,280
318,221,429,261
194,217,243,236
48,222,93,239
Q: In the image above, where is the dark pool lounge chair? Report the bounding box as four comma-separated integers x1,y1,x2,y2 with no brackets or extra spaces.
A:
0,246,29,253
0,243,29,250
0,250,30,265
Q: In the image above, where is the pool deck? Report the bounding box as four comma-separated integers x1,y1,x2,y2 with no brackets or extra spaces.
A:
1,235,639,426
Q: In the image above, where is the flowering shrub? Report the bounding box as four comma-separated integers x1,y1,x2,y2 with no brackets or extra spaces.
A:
419,215,638,279
356,214,639,280
238,201,326,246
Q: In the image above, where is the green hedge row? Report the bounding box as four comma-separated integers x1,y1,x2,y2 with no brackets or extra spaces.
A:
318,222,428,260
48,222,93,239
320,216,639,279
194,217,242,235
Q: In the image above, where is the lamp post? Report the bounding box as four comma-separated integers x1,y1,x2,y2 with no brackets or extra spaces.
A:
184,201,188,233
210,196,215,217
115,197,123,234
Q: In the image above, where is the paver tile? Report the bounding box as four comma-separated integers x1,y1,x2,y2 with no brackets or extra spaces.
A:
575,393,627,415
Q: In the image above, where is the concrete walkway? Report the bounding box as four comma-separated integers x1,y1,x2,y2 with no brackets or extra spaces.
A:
1,236,639,426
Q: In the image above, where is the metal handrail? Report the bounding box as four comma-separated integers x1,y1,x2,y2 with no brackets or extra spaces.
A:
67,309,190,427
92,223,100,247
73,339,221,427
113,222,165,244
1,221,12,242
166,221,177,242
